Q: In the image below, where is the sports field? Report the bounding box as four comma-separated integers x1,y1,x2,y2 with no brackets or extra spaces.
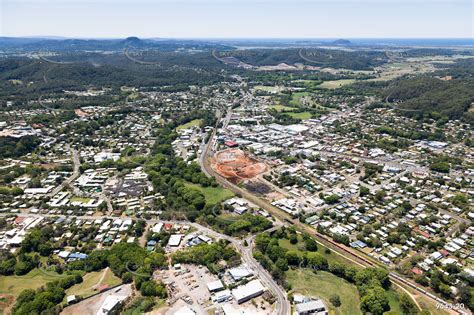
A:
269,104,297,112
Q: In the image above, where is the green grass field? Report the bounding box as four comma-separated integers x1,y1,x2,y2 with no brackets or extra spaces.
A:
319,79,356,89
0,269,69,298
384,289,402,315
285,112,312,120
280,237,428,315
289,92,310,106
269,105,297,112
176,119,203,131
65,268,121,298
287,269,362,315
185,182,234,205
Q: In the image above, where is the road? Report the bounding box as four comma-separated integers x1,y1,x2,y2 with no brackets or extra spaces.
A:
240,232,289,315
198,114,465,315
187,223,289,314
47,147,80,198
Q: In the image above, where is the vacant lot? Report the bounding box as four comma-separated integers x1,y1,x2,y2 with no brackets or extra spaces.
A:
185,182,234,205
385,289,402,315
287,269,361,315
176,119,203,131
66,268,121,299
319,79,356,89
212,149,266,184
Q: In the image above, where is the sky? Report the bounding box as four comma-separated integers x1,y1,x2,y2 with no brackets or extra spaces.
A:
1,0,473,38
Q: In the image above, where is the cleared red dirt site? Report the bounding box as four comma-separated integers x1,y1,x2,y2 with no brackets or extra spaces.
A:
211,149,266,183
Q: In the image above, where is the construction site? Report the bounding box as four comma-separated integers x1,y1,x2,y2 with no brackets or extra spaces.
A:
211,149,267,183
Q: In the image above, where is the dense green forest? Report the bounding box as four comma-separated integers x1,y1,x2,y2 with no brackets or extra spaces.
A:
354,61,474,124
383,76,474,122
0,47,390,102
0,55,226,99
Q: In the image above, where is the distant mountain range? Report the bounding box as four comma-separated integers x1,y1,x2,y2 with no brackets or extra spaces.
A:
1,37,472,53
0,36,233,52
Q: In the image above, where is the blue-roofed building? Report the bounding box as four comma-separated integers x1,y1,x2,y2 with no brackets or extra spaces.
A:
350,240,367,249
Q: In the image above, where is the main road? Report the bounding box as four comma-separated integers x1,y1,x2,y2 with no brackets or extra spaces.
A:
47,146,81,198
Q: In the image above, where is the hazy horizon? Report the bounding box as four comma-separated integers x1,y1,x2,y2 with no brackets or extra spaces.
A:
1,0,472,39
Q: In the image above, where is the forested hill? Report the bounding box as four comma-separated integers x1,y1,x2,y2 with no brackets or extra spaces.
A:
383,76,474,123
352,58,474,124
228,48,388,70
0,54,227,98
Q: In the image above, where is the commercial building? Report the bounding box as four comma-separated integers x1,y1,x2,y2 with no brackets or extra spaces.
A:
295,299,327,315
207,279,224,292
97,294,128,315
231,280,265,304
228,264,253,281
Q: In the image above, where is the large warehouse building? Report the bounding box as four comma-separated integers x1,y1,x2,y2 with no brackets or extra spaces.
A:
231,279,265,304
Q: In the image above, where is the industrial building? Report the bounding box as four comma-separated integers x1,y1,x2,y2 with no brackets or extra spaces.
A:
231,279,265,304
